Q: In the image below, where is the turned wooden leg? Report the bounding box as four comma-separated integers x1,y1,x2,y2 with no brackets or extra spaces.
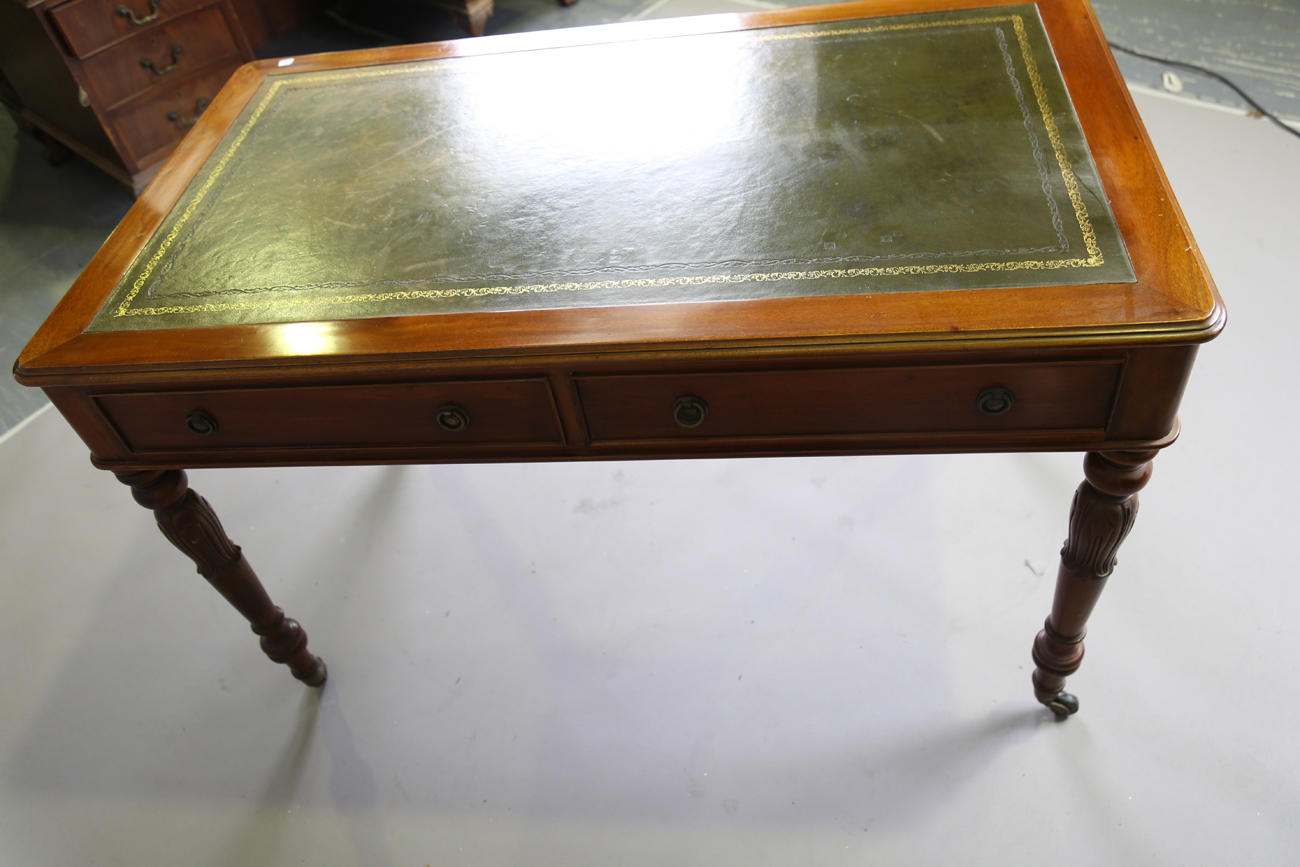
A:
1032,449,1156,717
116,469,327,687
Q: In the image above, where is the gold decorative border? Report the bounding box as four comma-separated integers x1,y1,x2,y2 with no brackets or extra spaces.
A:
111,10,1104,320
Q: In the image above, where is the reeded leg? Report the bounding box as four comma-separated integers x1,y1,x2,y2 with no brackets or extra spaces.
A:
116,469,326,687
1032,449,1156,717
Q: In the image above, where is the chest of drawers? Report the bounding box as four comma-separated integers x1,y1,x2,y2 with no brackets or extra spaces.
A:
0,0,267,194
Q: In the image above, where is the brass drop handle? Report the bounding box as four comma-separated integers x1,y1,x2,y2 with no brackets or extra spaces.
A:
436,405,470,432
167,97,208,127
672,395,708,428
185,410,218,436
976,387,1015,416
117,0,161,26
141,44,183,75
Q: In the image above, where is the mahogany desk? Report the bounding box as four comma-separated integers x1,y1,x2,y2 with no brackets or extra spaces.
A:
14,0,1223,717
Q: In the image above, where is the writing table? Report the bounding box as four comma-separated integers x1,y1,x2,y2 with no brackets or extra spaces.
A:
14,0,1224,717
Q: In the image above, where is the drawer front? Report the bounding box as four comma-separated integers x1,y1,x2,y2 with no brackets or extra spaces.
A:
79,6,240,110
110,60,238,167
51,0,216,59
575,362,1122,443
94,379,564,452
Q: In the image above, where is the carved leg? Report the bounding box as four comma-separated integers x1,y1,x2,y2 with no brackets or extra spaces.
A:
1032,450,1156,717
116,469,326,687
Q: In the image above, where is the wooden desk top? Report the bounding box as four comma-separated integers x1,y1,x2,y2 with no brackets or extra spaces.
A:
14,0,1221,471
18,0,1220,376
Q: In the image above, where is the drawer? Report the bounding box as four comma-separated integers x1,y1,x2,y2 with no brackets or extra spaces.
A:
93,379,564,452
110,60,239,167
79,6,240,110
574,361,1123,443
51,0,213,59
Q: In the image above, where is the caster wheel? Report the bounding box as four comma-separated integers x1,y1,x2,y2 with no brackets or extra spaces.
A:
1047,692,1079,718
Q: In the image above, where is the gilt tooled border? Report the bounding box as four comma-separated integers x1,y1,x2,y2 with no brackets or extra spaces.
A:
149,18,1070,304
111,11,1105,320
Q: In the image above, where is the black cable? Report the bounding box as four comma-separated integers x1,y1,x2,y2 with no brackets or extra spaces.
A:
1107,41,1300,142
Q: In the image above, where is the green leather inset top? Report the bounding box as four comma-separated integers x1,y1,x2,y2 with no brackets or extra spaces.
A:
89,5,1135,332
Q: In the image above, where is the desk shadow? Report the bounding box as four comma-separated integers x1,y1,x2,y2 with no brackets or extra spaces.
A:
746,705,1047,829
425,461,1040,831
5,456,1053,838
217,687,322,865
317,678,395,867
201,681,397,867
2,464,410,804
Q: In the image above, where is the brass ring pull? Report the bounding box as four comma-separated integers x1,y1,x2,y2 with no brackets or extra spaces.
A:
672,395,708,428
140,44,183,75
185,410,218,436
167,97,209,127
436,405,470,432
117,0,161,26
976,387,1015,416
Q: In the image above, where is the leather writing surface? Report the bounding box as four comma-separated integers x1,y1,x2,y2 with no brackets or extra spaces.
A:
89,4,1135,332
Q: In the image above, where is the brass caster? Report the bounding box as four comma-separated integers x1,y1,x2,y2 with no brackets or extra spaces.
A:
1046,692,1079,718
297,658,328,688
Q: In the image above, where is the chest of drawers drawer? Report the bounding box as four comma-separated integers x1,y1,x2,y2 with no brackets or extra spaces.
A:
109,59,239,165
50,0,214,59
92,378,566,453
574,361,1124,444
77,5,243,111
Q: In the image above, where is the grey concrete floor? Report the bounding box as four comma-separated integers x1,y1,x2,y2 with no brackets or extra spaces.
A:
0,122,132,431
3,3,1300,865
1094,0,1300,123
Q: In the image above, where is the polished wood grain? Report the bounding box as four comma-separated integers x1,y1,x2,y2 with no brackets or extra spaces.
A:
574,361,1123,443
95,377,567,450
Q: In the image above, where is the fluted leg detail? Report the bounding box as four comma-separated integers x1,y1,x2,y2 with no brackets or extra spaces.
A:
116,469,326,687
1032,450,1156,716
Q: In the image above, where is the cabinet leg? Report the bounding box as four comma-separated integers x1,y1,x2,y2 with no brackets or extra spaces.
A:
452,4,493,37
32,127,73,166
1032,450,1156,717
116,469,326,687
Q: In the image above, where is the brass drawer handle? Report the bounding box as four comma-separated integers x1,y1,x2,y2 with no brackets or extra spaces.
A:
976,387,1015,416
185,411,217,436
141,44,182,75
672,395,708,428
167,97,208,127
117,0,161,26
436,405,470,432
